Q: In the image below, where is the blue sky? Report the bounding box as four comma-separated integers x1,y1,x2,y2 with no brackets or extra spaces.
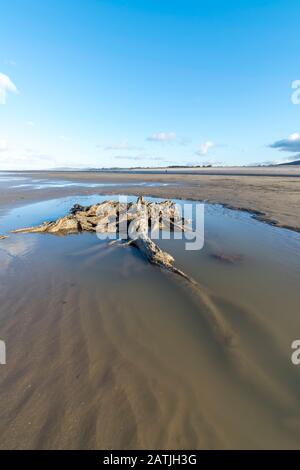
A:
0,0,300,169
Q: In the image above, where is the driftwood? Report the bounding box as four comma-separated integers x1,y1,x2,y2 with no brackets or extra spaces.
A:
0,235,8,240
12,197,194,280
11,196,247,354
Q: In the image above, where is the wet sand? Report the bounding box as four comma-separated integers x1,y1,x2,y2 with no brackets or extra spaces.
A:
1,167,300,232
1,178,300,449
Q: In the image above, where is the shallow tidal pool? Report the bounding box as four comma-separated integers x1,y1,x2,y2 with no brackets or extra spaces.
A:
1,194,300,449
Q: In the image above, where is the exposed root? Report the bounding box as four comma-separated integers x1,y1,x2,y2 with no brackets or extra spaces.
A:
12,196,242,354
11,197,191,279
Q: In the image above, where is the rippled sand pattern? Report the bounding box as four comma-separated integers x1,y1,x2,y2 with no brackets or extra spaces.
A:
1,201,300,449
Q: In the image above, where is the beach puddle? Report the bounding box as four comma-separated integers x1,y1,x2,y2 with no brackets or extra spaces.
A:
1,195,300,449
0,173,174,190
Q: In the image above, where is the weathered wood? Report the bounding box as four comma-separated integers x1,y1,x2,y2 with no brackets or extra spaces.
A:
11,197,193,279
10,197,243,351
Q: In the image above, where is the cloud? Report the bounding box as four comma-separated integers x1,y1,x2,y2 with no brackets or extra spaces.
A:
286,153,300,161
196,141,215,156
270,133,300,153
252,153,300,166
113,155,142,161
147,132,176,142
256,134,300,165
0,139,8,152
0,151,57,170
0,73,18,104
101,140,142,151
112,152,163,162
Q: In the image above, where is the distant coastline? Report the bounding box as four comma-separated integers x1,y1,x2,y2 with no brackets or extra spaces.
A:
1,168,300,232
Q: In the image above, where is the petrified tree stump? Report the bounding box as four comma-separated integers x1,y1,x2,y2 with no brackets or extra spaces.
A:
12,197,192,279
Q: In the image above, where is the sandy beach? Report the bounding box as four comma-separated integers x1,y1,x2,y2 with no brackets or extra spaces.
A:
1,170,300,449
2,0,300,457
1,167,300,232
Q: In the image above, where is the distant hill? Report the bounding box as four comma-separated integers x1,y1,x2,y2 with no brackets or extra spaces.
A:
278,160,300,166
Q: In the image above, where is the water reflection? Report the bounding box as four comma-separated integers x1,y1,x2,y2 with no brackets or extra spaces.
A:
1,194,300,449
0,172,174,190
0,235,37,269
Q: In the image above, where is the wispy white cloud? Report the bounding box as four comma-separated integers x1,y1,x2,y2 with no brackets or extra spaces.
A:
270,133,300,153
0,73,18,104
0,148,71,170
147,132,176,142
196,140,215,156
113,155,142,161
101,140,142,151
113,151,154,161
283,153,300,162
